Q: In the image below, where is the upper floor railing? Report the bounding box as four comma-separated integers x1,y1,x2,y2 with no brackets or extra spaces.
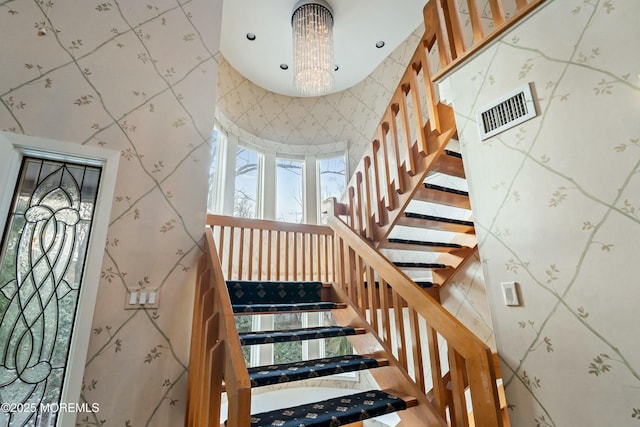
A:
341,0,547,241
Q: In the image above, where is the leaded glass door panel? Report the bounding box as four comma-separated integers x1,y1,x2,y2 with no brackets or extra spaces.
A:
0,157,101,426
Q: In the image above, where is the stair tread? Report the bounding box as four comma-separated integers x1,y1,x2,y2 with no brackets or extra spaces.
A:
404,212,473,226
364,281,434,289
232,302,345,314
244,389,409,427
239,326,364,346
393,262,450,269
444,149,462,159
387,238,463,248
247,355,384,388
423,183,468,196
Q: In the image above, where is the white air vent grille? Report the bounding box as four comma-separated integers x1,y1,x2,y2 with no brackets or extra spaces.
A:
477,83,537,140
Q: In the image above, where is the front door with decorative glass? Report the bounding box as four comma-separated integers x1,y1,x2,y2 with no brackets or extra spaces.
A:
0,158,100,426
0,132,117,427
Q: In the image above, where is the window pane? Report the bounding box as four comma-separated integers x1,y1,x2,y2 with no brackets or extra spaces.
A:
234,147,259,218
0,157,101,427
319,156,346,223
273,313,303,364
276,158,303,223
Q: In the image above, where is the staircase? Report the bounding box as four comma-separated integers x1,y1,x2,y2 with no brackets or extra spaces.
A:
223,280,424,426
187,0,549,425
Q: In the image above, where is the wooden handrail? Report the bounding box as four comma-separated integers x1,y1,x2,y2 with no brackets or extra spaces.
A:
328,208,503,427
185,229,251,427
427,0,548,81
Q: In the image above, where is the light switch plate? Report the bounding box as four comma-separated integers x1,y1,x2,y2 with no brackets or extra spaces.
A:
501,281,519,306
125,288,159,310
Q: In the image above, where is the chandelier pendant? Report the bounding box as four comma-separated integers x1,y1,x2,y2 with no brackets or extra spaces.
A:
291,0,334,96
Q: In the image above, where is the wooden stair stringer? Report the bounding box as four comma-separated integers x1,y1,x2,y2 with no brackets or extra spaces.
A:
326,282,448,427
373,103,458,245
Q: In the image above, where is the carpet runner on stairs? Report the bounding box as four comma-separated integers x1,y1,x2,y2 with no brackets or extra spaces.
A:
247,354,383,387
224,280,416,426
239,325,363,346
246,390,409,427
228,280,345,314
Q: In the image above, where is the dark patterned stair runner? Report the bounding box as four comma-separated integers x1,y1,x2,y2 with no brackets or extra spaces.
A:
248,355,382,387
245,390,408,427
227,280,344,314
227,280,324,304
239,326,362,346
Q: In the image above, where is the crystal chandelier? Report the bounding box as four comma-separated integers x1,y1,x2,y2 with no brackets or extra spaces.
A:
291,0,334,96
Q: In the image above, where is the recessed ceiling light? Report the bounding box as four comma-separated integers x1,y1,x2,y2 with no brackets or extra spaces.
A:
246,33,256,41
375,41,385,48
334,65,339,71
280,64,289,70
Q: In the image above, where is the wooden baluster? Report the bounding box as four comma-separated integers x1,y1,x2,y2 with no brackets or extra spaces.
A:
442,0,466,60
366,265,379,334
216,226,225,272
329,235,335,283
355,172,365,237
448,348,470,427
293,232,298,281
238,228,245,280
409,67,428,156
277,230,282,280
424,0,452,68
370,141,384,225
380,122,396,210
316,234,321,281
284,231,291,280
354,256,364,313
377,278,392,348
392,290,408,371
227,227,234,279
466,0,485,44
324,234,330,283
301,232,306,280
257,229,263,281
308,233,313,281
348,186,357,231
419,38,441,133
247,228,254,280
488,0,505,27
398,91,416,176
515,0,528,11
408,305,426,393
362,159,375,240
267,230,272,280
388,105,405,194
426,324,447,419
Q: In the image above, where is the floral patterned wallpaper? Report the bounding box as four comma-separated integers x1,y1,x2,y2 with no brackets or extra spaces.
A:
0,0,222,425
444,0,640,425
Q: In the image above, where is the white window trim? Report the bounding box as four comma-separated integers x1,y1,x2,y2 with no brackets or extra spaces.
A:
0,131,119,427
